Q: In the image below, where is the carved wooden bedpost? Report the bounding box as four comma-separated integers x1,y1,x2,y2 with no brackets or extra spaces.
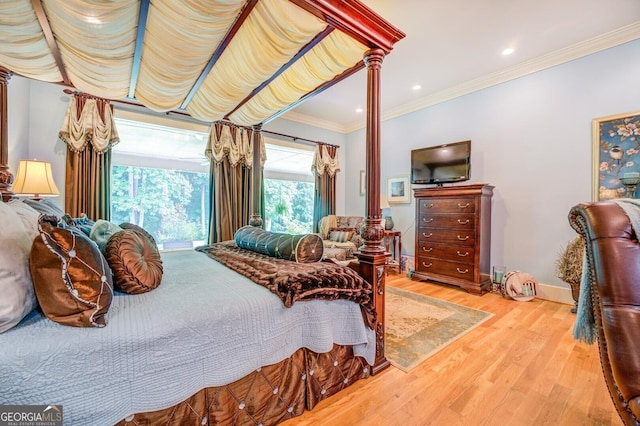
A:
354,48,390,374
248,125,263,227
0,68,13,202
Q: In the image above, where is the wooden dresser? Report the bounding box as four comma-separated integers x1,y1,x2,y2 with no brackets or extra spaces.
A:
412,183,494,295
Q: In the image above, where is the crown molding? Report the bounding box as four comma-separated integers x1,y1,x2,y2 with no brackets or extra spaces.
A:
284,22,640,134
280,110,350,133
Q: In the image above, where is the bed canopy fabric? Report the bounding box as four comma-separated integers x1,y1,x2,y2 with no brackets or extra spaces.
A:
0,0,401,127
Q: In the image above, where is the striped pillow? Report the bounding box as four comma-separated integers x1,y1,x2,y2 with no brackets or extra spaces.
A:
329,229,354,243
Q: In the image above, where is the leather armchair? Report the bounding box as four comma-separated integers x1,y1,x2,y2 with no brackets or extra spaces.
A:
569,201,640,425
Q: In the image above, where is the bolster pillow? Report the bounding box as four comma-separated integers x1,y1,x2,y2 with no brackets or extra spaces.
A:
234,226,323,263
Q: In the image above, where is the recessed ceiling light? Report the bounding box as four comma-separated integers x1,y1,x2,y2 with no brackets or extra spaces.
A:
502,47,515,56
411,84,422,91
355,107,363,113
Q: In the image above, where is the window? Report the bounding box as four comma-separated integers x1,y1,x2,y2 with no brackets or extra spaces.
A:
263,141,315,234
111,116,210,250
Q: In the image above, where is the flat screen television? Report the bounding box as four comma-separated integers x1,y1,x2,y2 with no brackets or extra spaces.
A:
410,140,471,185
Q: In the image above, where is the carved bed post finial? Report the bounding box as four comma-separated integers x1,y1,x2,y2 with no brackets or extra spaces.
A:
0,67,13,202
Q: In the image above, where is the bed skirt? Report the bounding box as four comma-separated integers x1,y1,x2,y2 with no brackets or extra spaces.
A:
116,344,370,425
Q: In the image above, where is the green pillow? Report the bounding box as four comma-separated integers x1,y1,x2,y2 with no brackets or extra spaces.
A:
234,226,323,263
89,220,123,252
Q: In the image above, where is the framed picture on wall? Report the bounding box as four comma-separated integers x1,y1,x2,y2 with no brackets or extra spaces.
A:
387,175,410,204
592,111,640,200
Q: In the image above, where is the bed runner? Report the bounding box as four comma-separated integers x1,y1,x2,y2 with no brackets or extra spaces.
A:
196,241,375,328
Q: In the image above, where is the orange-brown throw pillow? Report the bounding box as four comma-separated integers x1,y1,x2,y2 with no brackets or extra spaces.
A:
105,229,163,294
30,215,113,328
119,222,158,250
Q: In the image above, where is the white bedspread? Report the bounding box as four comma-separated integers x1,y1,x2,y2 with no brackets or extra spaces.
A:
0,250,375,425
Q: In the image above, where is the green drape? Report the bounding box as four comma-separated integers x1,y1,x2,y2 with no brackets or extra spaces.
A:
206,122,265,243
60,94,118,220
311,144,339,233
65,148,111,220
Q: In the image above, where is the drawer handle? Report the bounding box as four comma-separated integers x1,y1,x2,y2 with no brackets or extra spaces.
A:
422,262,433,268
457,219,470,225
423,218,434,223
422,247,433,252
422,232,433,238
424,203,434,208
457,235,469,241
458,203,470,208
456,268,469,274
456,251,469,257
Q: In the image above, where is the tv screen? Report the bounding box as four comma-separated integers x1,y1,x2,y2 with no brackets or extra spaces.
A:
411,140,471,185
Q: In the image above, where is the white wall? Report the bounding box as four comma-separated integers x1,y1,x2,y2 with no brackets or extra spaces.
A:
12,79,70,209
7,76,30,174
345,39,640,296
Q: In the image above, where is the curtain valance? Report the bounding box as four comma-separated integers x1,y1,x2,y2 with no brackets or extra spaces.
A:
205,122,266,167
311,144,340,177
59,95,120,153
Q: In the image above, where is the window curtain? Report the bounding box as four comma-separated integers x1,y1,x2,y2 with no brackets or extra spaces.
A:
311,144,340,233
58,94,119,220
206,122,266,243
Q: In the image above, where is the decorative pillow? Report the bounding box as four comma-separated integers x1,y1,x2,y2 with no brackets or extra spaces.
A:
89,219,123,252
329,228,355,243
0,202,38,333
30,215,113,328
61,213,96,237
351,232,364,249
105,229,163,294
7,200,41,239
22,198,65,219
119,222,158,250
234,225,323,263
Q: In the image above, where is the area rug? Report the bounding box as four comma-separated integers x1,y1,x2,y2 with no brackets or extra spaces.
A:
385,286,494,372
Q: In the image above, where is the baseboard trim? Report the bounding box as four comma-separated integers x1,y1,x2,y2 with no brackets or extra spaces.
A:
536,282,575,306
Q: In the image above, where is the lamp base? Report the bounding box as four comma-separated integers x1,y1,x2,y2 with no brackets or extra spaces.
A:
384,216,394,230
620,176,640,198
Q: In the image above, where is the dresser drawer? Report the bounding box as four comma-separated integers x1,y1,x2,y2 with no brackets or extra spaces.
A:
419,198,475,213
418,213,475,230
415,257,476,280
417,228,475,246
417,241,475,262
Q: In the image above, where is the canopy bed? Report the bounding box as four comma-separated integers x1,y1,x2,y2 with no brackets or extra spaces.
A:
0,0,404,424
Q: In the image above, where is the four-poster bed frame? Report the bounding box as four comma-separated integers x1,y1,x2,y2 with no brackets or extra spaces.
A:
0,0,404,422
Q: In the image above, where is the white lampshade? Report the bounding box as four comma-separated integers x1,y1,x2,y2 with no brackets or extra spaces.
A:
380,193,390,209
12,160,61,200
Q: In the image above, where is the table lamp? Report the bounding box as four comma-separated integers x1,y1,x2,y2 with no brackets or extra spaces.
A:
12,159,61,200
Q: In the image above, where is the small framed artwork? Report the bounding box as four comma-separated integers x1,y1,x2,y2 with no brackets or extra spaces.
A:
592,111,640,200
387,175,410,204
360,170,366,196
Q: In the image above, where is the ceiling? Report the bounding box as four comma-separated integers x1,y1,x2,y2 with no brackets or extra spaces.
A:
286,0,640,133
1,0,388,127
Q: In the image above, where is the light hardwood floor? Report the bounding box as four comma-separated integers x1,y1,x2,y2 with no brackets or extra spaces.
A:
284,274,621,426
